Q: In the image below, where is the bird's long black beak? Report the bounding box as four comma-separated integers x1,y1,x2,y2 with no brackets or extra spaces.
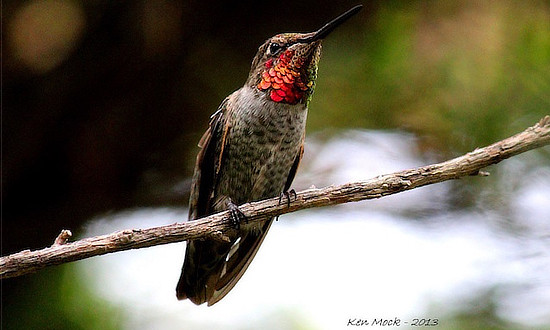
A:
299,5,363,43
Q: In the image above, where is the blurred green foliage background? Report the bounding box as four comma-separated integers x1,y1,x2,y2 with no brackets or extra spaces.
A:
2,0,549,329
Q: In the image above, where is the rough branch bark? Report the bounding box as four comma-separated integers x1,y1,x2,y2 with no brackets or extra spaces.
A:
1,116,549,280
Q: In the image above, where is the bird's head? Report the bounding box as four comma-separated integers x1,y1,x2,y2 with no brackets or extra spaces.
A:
246,5,362,105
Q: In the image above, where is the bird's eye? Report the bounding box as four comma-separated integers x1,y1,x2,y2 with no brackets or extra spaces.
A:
269,43,283,55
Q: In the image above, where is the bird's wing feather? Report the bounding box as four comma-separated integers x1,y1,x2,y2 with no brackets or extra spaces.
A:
188,98,230,220
207,219,273,306
177,97,232,304
284,137,304,192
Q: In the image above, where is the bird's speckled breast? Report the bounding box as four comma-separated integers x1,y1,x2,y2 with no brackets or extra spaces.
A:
215,86,307,210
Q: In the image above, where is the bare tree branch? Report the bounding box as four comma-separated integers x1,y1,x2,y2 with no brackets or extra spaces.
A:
1,116,549,280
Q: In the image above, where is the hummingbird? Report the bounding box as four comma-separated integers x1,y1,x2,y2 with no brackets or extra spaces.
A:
176,5,362,306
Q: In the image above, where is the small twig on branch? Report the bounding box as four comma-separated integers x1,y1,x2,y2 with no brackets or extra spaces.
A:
52,230,72,247
1,116,549,280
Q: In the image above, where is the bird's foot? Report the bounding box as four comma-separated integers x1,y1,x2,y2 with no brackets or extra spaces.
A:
227,200,247,230
278,189,297,207
276,189,297,221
